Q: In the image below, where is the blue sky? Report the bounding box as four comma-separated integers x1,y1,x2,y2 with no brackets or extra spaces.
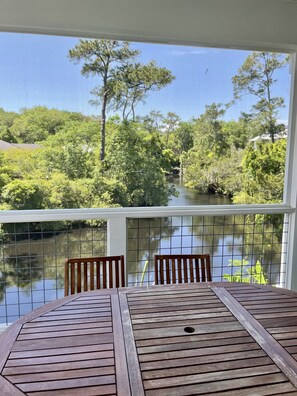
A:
0,32,291,123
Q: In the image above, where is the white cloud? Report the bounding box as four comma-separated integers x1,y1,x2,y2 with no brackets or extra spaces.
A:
170,48,208,57
277,118,288,126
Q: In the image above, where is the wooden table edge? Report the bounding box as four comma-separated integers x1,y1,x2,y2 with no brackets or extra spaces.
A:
111,293,131,396
0,323,22,372
119,292,145,396
119,281,239,294
213,285,297,389
0,375,25,395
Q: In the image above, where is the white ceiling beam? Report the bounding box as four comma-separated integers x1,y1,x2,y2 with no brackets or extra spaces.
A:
0,0,296,51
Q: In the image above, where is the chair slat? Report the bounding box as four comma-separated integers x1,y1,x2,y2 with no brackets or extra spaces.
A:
120,255,125,287
154,254,212,286
109,260,113,289
154,258,159,285
75,262,80,293
172,259,176,284
64,260,69,296
195,258,200,282
206,254,212,281
201,258,206,282
189,258,194,282
160,260,164,285
177,258,182,283
96,262,101,289
115,259,119,288
103,261,107,289
183,258,188,283
83,262,88,292
166,259,170,284
90,262,94,290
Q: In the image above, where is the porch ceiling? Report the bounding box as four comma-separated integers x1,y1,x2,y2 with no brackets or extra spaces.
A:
0,0,296,51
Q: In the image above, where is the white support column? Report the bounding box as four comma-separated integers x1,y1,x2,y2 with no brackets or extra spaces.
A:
284,53,297,290
107,217,127,283
107,217,127,256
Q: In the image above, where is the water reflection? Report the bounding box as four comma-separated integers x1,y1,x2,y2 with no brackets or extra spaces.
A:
169,178,232,206
126,183,285,288
0,225,106,323
127,214,285,287
127,181,234,286
0,183,286,324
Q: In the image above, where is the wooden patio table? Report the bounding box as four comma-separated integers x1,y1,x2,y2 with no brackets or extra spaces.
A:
2,282,297,395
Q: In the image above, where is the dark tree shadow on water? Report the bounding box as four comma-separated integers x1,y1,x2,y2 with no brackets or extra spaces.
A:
0,254,43,301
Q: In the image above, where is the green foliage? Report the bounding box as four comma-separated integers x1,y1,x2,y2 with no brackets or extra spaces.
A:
38,120,100,179
0,112,175,210
46,173,93,209
10,106,84,143
232,52,288,142
0,148,41,180
141,110,164,131
91,170,128,208
1,179,47,210
69,39,174,160
111,62,175,121
181,103,244,195
183,147,243,195
104,121,174,206
193,103,229,157
181,52,287,202
245,140,286,179
233,139,286,204
172,121,194,155
139,111,185,168
0,51,288,213
223,258,267,284
0,108,19,142
222,120,250,149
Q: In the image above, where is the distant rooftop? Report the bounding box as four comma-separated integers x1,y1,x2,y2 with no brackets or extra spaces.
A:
250,129,288,143
0,140,41,151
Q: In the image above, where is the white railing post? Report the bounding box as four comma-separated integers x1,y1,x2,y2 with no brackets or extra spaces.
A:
107,217,127,283
284,53,297,290
107,217,127,256
279,213,289,287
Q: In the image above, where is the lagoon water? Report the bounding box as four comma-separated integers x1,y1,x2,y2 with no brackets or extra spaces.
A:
168,178,232,206
127,180,282,288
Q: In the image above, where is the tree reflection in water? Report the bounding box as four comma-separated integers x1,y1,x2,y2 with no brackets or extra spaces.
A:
127,217,178,286
0,213,286,323
127,214,286,287
0,254,42,301
0,223,107,324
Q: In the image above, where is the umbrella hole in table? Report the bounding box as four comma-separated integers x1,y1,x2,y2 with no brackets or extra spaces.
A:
184,326,195,333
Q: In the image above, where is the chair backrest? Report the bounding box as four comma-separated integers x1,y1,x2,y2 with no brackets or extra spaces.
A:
154,254,212,285
64,255,125,296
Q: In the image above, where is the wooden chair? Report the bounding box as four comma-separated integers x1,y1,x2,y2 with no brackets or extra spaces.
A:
64,255,125,296
154,254,212,285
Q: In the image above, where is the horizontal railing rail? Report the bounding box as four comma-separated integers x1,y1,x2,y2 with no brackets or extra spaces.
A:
0,204,294,223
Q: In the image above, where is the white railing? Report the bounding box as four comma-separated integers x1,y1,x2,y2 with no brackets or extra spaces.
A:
0,204,294,324
0,203,294,286
0,204,293,223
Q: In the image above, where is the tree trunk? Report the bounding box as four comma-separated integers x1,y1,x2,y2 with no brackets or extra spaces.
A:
265,66,275,144
100,98,107,161
100,76,108,161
